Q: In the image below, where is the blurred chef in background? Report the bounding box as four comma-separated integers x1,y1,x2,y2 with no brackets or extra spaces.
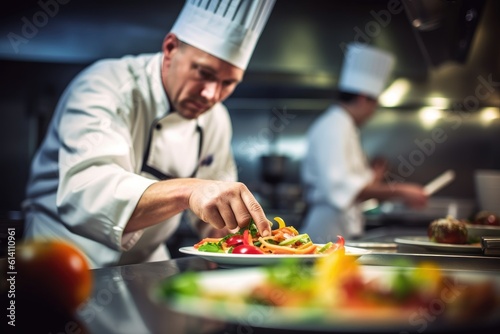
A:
22,0,276,268
301,42,428,242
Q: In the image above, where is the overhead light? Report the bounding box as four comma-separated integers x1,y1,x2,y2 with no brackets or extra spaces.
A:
479,107,500,124
426,96,448,109
418,107,443,127
378,78,411,107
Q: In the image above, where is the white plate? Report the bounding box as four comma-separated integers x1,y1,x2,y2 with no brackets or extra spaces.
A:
179,245,370,267
394,236,482,254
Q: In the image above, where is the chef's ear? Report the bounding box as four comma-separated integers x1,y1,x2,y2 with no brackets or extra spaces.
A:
162,33,182,57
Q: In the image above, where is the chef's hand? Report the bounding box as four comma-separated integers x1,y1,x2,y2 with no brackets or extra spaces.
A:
396,183,428,209
370,156,388,183
189,180,271,237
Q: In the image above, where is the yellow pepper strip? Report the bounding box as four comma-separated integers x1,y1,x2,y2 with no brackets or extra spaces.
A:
274,216,286,229
313,252,358,302
297,241,314,250
258,237,318,254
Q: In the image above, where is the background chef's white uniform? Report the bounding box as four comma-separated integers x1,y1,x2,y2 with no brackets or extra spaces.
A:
301,105,373,243
300,42,395,243
22,52,237,268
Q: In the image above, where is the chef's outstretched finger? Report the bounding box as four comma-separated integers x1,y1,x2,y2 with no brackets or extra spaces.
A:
240,190,270,237
253,212,271,237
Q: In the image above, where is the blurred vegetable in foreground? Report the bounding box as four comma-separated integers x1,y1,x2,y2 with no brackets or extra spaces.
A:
160,252,499,327
16,239,93,313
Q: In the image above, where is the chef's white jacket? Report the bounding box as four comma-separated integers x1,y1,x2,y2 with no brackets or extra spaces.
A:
22,53,237,268
301,105,373,242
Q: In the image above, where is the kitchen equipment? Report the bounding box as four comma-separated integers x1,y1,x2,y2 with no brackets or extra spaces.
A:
260,154,290,209
260,154,288,184
467,224,500,240
423,169,455,195
475,169,500,216
482,237,500,256
361,169,456,212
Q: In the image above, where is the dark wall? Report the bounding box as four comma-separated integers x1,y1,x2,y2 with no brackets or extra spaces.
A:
0,60,87,212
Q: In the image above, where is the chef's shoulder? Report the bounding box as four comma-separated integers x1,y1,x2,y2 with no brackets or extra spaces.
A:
71,53,159,93
309,105,348,134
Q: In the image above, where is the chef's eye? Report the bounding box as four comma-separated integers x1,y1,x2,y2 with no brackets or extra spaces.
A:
221,80,236,88
193,64,216,82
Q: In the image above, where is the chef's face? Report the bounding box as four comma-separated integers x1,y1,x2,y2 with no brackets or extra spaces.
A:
161,33,244,119
358,95,378,125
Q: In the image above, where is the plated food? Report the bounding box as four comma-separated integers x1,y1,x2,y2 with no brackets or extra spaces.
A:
426,213,500,246
469,211,500,226
394,215,486,254
428,215,468,244
159,251,500,330
178,245,370,267
194,217,345,255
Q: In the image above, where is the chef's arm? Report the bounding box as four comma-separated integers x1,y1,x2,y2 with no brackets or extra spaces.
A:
126,178,271,236
357,182,428,209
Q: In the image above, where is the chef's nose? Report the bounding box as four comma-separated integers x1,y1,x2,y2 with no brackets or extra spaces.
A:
200,81,219,101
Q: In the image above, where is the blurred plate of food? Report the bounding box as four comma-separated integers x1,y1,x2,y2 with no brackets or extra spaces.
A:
156,253,500,332
394,236,482,254
466,211,500,240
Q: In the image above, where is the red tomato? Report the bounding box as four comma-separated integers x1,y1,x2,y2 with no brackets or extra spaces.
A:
16,239,93,314
232,244,264,254
231,229,264,254
225,235,244,247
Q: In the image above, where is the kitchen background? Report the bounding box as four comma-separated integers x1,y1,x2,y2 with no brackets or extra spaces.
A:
1,0,499,250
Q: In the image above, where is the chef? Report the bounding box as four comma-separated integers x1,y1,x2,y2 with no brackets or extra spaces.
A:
22,0,276,268
301,42,428,243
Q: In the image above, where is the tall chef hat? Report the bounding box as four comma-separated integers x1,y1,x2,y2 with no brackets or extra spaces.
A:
171,0,276,70
338,42,395,99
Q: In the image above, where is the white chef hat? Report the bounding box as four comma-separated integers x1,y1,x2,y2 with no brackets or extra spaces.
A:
171,0,276,70
338,42,395,99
